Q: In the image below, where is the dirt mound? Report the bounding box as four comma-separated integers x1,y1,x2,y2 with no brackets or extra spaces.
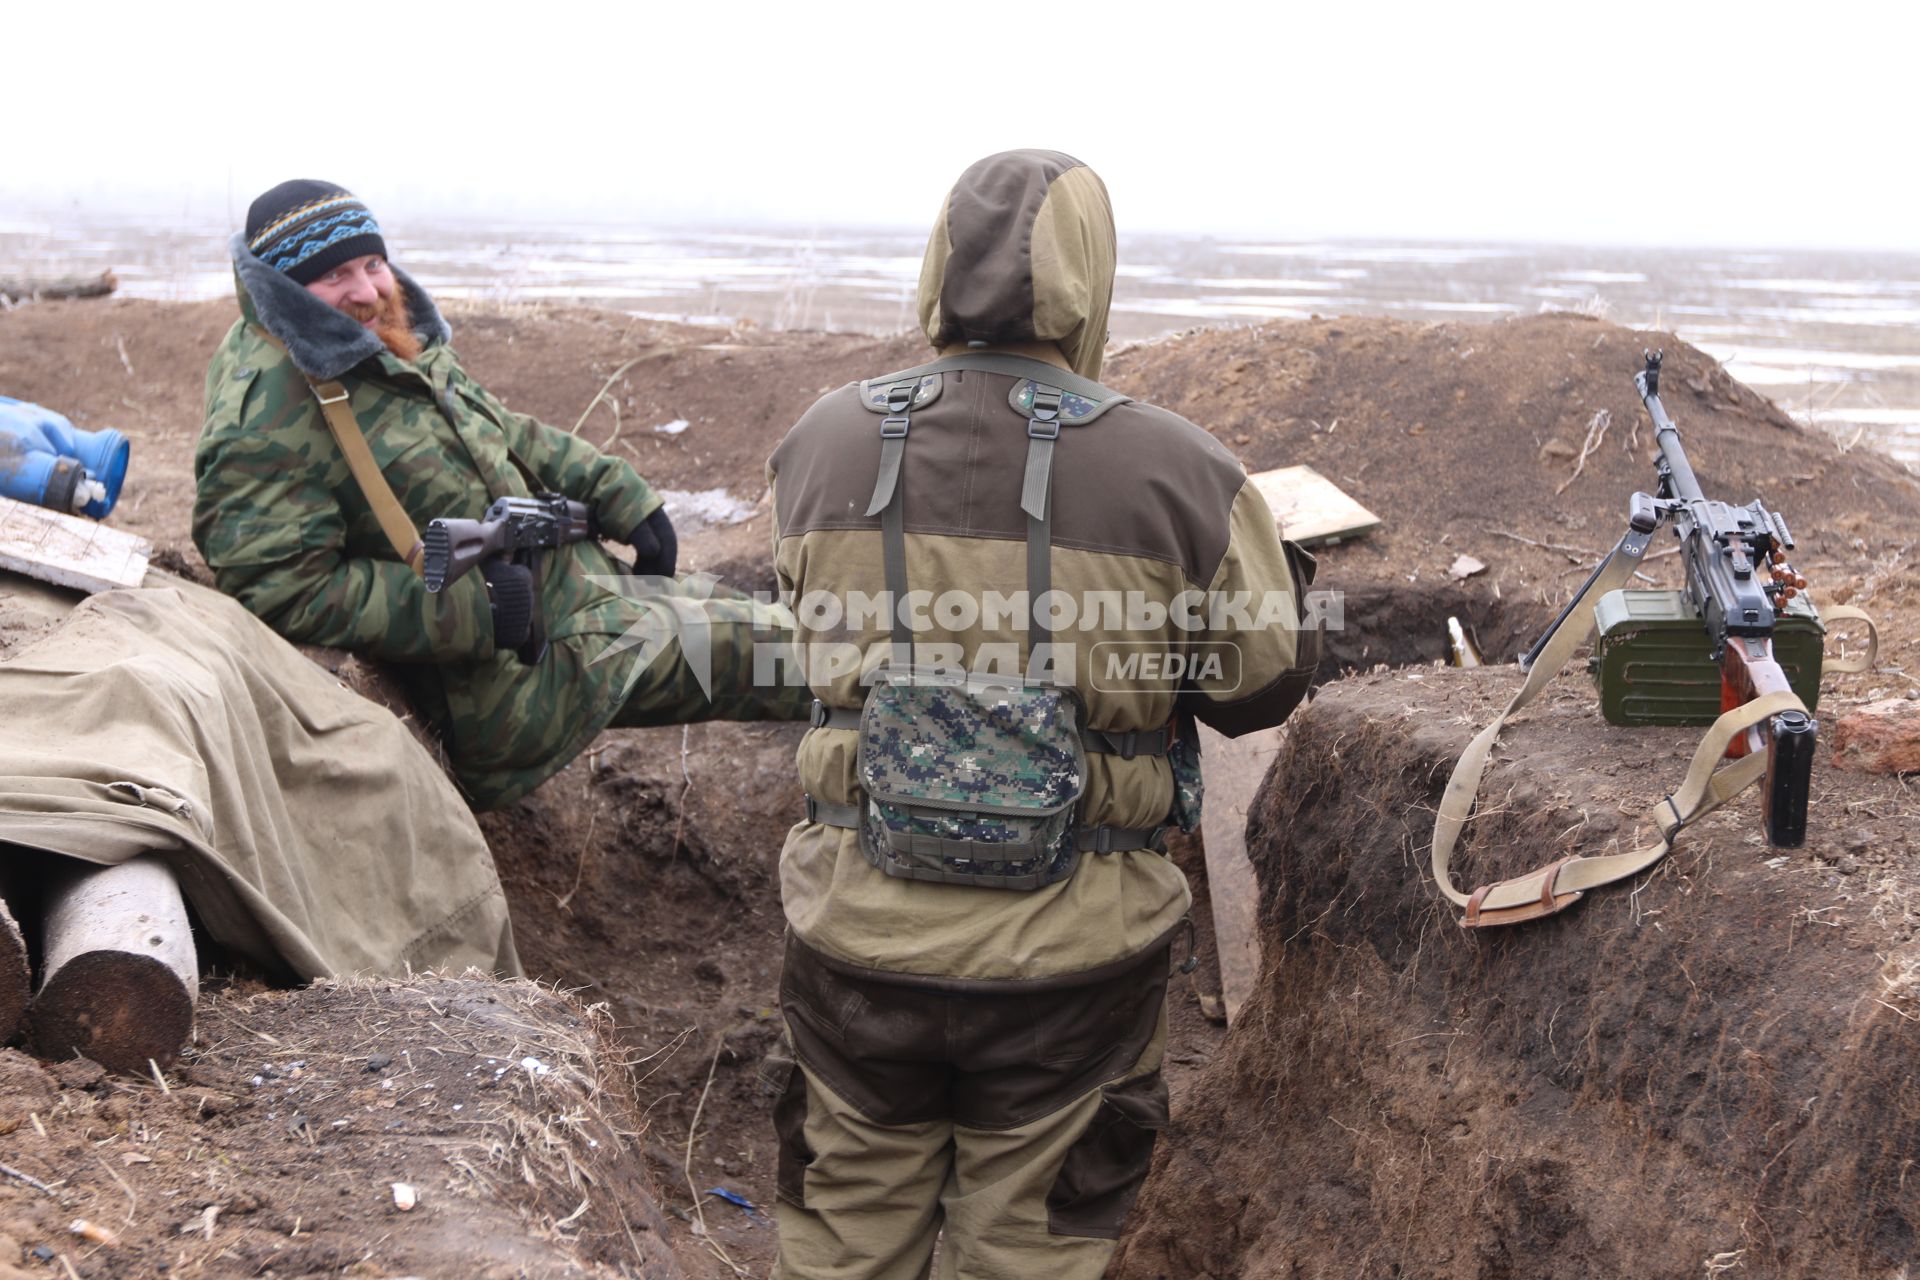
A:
1104,314,1919,1280
1113,667,1920,1279
1111,314,1916,672
3,297,1915,1277
0,975,679,1278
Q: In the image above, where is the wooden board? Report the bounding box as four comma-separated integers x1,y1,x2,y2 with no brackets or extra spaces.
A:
1197,720,1290,1024
1247,464,1381,546
0,495,149,594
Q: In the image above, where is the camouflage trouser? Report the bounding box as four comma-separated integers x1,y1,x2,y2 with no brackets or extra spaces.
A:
443,574,809,809
770,937,1170,1280
605,576,812,728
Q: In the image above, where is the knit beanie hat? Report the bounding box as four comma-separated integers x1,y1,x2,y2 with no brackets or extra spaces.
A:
244,180,388,285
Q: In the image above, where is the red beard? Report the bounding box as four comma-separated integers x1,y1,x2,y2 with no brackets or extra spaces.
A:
342,282,423,362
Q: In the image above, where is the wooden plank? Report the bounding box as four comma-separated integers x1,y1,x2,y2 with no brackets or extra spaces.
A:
1247,464,1381,546
1197,720,1290,1024
0,495,149,594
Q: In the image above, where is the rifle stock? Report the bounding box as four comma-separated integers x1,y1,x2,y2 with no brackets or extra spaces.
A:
421,518,512,593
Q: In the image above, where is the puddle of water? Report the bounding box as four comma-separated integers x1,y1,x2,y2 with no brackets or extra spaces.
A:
4,215,1918,465
1547,269,1649,284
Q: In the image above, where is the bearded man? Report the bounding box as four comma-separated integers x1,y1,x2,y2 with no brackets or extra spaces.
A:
193,180,807,810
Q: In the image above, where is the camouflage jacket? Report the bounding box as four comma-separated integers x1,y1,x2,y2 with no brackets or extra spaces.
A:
193,236,662,809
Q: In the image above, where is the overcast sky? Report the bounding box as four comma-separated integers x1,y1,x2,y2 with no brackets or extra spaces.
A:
12,2,1917,251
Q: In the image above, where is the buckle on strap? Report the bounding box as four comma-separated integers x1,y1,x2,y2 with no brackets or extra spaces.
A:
1028,387,1063,439
880,415,910,439
1658,794,1685,836
809,699,831,729
885,384,914,413
1081,825,1160,855
1461,857,1583,928
1111,730,1141,760
804,794,821,824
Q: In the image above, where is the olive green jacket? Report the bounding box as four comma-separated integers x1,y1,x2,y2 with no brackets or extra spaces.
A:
193,237,662,808
770,152,1319,985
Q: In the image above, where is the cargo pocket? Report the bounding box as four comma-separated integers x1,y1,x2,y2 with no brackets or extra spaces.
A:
1045,1070,1169,1239
769,1054,814,1208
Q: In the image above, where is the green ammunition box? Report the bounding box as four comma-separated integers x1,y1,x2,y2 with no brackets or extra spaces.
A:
1588,589,1826,726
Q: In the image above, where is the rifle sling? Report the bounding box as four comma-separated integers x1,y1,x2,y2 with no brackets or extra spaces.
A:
251,328,425,575
1431,527,1812,929
308,379,426,574
1818,604,1879,674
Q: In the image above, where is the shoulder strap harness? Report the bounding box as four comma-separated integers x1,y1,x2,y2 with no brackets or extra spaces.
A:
804,352,1172,855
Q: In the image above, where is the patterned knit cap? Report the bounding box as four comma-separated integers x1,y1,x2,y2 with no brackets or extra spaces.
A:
244,180,388,285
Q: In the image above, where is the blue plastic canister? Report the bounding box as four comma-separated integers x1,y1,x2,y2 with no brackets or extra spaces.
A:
0,396,129,519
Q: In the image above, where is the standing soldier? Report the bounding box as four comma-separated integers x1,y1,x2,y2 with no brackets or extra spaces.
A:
193,180,807,810
765,150,1320,1277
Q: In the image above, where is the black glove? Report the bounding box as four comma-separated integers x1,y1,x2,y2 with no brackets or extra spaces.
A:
626,506,678,578
480,558,537,655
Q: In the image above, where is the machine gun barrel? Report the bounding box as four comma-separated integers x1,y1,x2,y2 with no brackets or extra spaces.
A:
1635,354,1706,505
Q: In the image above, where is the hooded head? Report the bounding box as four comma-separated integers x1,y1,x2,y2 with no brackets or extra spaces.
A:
916,150,1116,382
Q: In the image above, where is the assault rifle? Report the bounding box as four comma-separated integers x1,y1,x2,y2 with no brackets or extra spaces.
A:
421,493,595,593
1524,351,1815,845
422,493,595,662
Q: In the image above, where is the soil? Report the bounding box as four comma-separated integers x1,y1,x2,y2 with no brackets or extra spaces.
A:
1113,665,1920,1280
0,976,678,1279
0,294,1915,1278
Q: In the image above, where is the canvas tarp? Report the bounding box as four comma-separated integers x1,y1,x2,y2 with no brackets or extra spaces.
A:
0,571,518,980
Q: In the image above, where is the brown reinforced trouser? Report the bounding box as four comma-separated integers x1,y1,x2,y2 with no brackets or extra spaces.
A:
771,935,1171,1280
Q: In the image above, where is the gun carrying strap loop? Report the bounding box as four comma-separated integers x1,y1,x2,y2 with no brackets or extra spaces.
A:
1818,604,1879,675
251,328,424,575
1431,526,1812,928
309,380,426,574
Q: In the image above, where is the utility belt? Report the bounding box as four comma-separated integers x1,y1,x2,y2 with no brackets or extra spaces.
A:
799,353,1203,892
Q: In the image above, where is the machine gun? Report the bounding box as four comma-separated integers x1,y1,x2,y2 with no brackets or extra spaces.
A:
1636,351,1815,844
1431,351,1860,929
1522,351,1817,845
421,493,595,663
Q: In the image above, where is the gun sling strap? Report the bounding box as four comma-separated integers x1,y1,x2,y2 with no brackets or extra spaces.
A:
803,352,1168,856
251,328,425,575
1432,527,1881,929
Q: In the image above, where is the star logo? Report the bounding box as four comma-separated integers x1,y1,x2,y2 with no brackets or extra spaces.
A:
585,571,725,701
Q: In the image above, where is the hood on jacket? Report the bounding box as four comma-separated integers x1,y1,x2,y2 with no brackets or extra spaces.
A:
230,233,451,382
916,149,1116,382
